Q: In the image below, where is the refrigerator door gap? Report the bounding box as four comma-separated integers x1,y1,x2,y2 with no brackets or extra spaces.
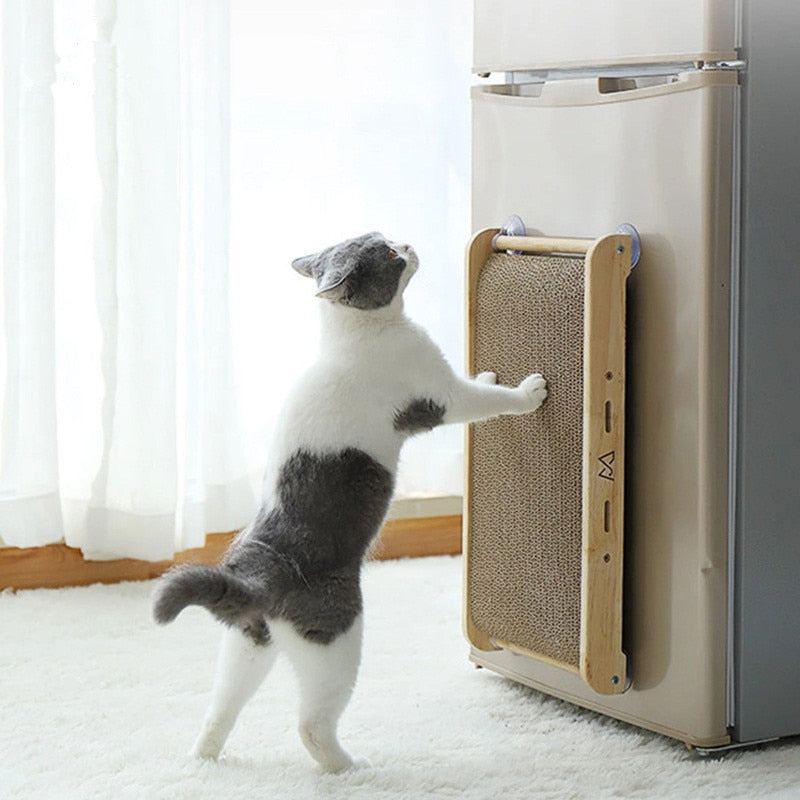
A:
490,61,746,89
498,62,700,86
726,84,743,731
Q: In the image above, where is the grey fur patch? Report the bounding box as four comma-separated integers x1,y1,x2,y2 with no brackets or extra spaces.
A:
291,232,406,310
153,448,394,645
152,564,265,629
394,398,446,435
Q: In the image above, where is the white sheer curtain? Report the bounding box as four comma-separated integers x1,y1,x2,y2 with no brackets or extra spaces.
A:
2,0,253,559
0,0,470,560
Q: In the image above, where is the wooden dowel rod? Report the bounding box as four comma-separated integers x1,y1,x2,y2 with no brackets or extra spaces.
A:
494,234,593,255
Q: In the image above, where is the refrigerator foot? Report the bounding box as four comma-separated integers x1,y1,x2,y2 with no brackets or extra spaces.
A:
691,737,780,758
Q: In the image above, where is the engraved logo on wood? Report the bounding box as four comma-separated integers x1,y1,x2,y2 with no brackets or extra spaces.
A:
598,451,615,481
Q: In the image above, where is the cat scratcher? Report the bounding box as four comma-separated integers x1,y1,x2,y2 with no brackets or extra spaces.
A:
464,219,635,695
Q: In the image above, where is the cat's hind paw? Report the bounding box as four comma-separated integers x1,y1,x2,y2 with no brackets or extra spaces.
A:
191,744,221,761
314,752,373,774
475,371,497,385
517,373,547,412
190,730,224,761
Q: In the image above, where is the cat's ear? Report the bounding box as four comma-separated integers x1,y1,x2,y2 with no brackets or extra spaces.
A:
291,253,321,279
314,268,349,301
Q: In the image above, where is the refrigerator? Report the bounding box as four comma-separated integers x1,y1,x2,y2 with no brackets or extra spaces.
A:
466,0,800,751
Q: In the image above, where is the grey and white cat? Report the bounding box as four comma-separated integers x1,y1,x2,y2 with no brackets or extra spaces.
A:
153,232,547,772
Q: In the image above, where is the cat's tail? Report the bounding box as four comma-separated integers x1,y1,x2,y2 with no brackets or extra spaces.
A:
152,565,262,627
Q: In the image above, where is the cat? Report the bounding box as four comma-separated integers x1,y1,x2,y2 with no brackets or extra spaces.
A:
152,231,547,772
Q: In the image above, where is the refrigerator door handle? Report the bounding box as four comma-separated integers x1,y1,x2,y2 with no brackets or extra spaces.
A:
475,68,738,107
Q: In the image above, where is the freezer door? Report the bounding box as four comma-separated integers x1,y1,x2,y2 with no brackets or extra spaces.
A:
471,70,738,747
474,0,739,73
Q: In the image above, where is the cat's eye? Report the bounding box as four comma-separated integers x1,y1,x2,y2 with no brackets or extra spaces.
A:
388,249,398,259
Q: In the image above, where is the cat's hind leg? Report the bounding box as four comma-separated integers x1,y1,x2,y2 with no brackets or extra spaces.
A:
275,616,364,773
192,620,277,760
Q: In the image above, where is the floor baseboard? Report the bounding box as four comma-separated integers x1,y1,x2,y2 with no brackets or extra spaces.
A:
0,515,463,591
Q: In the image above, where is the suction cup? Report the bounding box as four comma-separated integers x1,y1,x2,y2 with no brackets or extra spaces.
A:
493,214,527,254
615,223,641,269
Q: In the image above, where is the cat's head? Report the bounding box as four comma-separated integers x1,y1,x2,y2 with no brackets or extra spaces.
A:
291,232,418,310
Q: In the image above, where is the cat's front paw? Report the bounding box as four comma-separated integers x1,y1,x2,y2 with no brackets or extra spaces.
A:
517,373,547,413
475,371,497,385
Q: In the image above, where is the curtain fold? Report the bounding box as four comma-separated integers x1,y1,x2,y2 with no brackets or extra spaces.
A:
81,0,183,559
176,0,254,552
0,0,61,546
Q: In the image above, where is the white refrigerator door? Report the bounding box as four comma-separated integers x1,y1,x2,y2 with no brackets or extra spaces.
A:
470,70,738,746
474,0,739,72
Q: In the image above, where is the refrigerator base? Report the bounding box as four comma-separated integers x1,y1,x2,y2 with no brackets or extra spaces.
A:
469,647,731,749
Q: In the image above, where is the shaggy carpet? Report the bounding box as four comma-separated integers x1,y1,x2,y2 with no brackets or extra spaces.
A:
1,556,798,799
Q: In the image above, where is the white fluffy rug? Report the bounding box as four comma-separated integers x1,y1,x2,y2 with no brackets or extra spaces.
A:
2,556,798,800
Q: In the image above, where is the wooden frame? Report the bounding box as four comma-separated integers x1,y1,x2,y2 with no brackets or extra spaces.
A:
464,227,630,696
580,233,630,694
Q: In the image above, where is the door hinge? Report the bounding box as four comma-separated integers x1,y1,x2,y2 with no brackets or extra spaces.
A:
699,59,746,72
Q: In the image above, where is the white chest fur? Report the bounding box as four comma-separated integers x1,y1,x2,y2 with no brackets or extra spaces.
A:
261,304,453,503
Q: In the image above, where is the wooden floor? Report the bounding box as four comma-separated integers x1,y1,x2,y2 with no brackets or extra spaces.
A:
0,515,463,591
